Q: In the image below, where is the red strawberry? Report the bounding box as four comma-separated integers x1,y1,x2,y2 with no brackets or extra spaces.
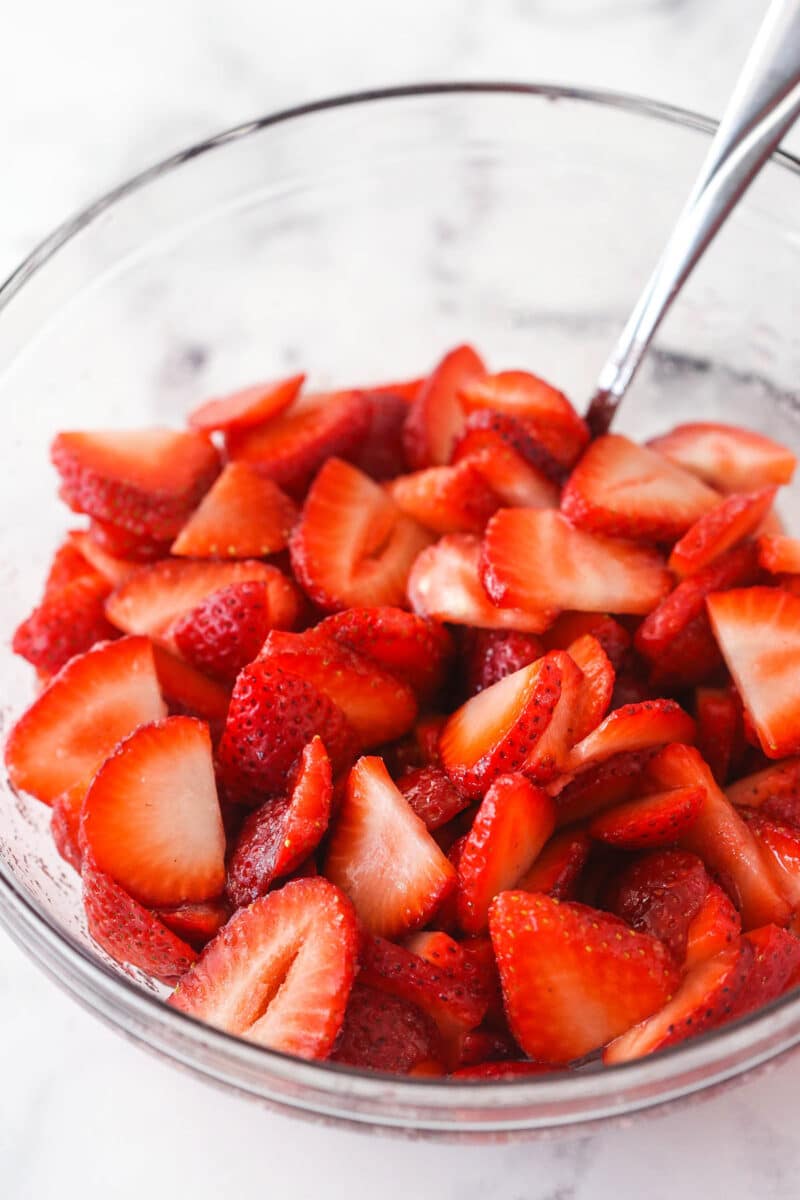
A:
169,877,358,1058
13,574,117,675
565,700,696,777
150,644,231,725
543,611,631,670
453,1029,519,1068
171,462,298,558
330,983,441,1073
155,898,231,949
668,488,776,578
289,457,430,612
726,757,800,824
188,373,304,433
415,715,447,765
490,892,679,1064
226,738,331,906
482,509,672,615
389,460,500,534
707,587,800,759
647,612,724,691
403,344,485,468
647,422,796,493
458,369,589,469
758,534,800,575
351,388,414,481
81,716,226,906
397,767,471,831
515,829,591,900
451,421,560,509
605,849,710,961
521,650,586,782
684,882,742,969
83,856,198,982
565,634,615,744
696,687,741,784
51,428,221,540
51,782,86,872
463,630,544,696
170,581,277,682
439,655,562,798
744,813,800,911
728,924,800,1019
408,533,555,632
5,636,166,804
457,774,556,934
450,1061,556,1080
68,529,140,587
43,538,99,598
589,786,704,850
553,749,658,827
87,518,172,562
561,434,718,542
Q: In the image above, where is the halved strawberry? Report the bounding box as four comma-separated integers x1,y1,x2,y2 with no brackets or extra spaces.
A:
43,538,99,598
389,460,500,534
12,574,117,675
187,373,304,433
51,782,86,872
552,749,658,826
403,344,485,468
170,581,279,683
51,429,221,540
457,774,556,934
588,786,704,850
515,829,591,900
83,856,198,982
408,533,555,631
695,687,741,785
169,877,358,1058
397,766,470,831
490,892,679,1064
451,421,560,509
668,487,776,578
226,738,331,907
439,656,562,798
707,587,800,759
684,882,742,969
565,700,696,777
482,509,672,615
561,434,718,542
450,1062,556,1080
324,756,456,938
728,924,800,1019
647,422,796,493
605,849,710,961
758,534,800,576
464,629,545,696
521,650,586,782
330,982,441,1073
155,898,231,949
543,611,631,670
150,644,231,725
81,716,226,906
171,463,298,559
68,529,140,587
458,369,589,469
5,636,167,804
744,813,800,911
289,457,430,612
566,634,615,744
351,388,414,481
726,757,800,823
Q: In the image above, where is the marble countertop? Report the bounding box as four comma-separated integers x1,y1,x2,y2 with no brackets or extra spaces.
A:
2,1,800,1196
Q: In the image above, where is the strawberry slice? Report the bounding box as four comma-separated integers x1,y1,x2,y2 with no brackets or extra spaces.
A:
758,534,800,575
87,518,172,562
647,422,796,493
647,613,723,691
490,892,679,1064
482,509,672,615
225,738,331,907
726,757,800,823
12,573,117,675
439,655,562,798
408,533,555,631
187,373,304,433
171,462,298,559
51,429,221,540
403,344,485,468
521,650,586,782
457,774,556,934
83,856,198,982
289,457,430,612
566,634,615,743
170,581,280,683
51,781,86,872
464,629,545,696
5,636,166,804
728,924,800,1019
605,849,710,961
561,434,718,542
695,687,741,785
169,877,358,1058
330,982,441,1073
707,587,800,759
324,756,456,938
565,700,696,777
43,538,100,598
543,611,631,670
150,644,231,725
668,487,776,578
744,813,800,911
515,829,591,900
588,786,705,850
451,421,560,509
397,766,471,831
684,882,742,969
155,898,231,949
453,1028,519,1068
68,529,140,587
81,716,226,906
553,749,658,825
458,370,589,469
388,460,500,534
351,388,415,481
450,1062,556,1080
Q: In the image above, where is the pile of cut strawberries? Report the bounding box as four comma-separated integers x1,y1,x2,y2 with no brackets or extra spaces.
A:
7,344,800,1079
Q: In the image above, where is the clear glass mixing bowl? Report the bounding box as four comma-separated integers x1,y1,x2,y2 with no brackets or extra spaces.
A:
1,84,800,1140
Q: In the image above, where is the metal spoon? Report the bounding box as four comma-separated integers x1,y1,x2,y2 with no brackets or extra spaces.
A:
587,0,800,436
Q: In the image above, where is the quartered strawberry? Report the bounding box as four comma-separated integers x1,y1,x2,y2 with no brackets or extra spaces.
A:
5,636,166,804
457,774,556,934
330,982,441,1073
408,533,555,632
81,716,226,906
150,644,231,725
68,529,140,587
439,655,562,798
728,924,800,1019
83,856,198,982
451,421,560,509
351,388,414,481
553,749,657,826
450,1061,556,1080
155,898,231,950
561,434,718,542
13,574,117,675
605,849,710,962
589,786,704,850
647,422,796,493
43,538,99,598
565,634,615,744
52,428,221,541
744,813,800,911
464,629,545,696
668,488,776,578
516,830,591,900
543,611,631,670
289,457,430,612
521,650,586,782
226,738,332,907
188,373,305,433
565,700,696,777
325,756,456,938
169,877,358,1059
170,581,279,683
51,782,86,872
758,534,800,576
171,462,298,558
482,509,672,615
684,882,742,969
458,369,589,469
707,587,800,759
696,687,741,784
403,344,485,468
726,757,800,825
490,892,679,1064
389,460,500,535
397,767,471,831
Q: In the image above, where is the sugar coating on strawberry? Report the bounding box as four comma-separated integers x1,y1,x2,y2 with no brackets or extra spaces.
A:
171,581,277,682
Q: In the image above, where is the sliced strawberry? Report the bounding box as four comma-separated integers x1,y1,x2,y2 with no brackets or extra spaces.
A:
51,782,86,872
450,1061,556,1080
566,634,615,743
458,369,589,469
565,700,696,777
389,460,500,535
155,898,231,949
68,529,140,587
408,533,555,632
43,538,99,598
490,892,679,1064
758,534,800,576
170,581,279,683
589,786,704,850
726,757,800,823
52,429,221,540
325,757,456,938
403,929,466,966
647,612,724,691
605,849,710,961
5,636,167,804
397,766,471,831
521,650,586,782
668,488,775,579
744,813,800,911
12,574,117,675
226,389,371,497
330,983,441,1073
457,774,556,934
728,924,800,1019
87,518,172,562
188,373,304,433
439,655,562,798
684,882,742,969
351,389,414,481
150,644,231,725
707,587,800,759
647,422,796,493
403,344,485,468
482,509,672,615
171,462,298,559
515,830,591,900
464,629,545,696
451,421,560,509
83,856,198,982
460,935,507,1032
543,611,631,670
169,877,358,1058
226,738,331,907
553,750,657,827
360,376,423,404
289,457,430,611
696,687,741,784
453,1029,519,1068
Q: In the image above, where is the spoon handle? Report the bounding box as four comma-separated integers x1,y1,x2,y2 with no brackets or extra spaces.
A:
587,0,800,436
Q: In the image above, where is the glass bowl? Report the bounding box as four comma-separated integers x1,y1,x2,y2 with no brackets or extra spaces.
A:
1,84,800,1140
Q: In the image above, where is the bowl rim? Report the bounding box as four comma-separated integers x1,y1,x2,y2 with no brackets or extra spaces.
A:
2,80,800,1130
